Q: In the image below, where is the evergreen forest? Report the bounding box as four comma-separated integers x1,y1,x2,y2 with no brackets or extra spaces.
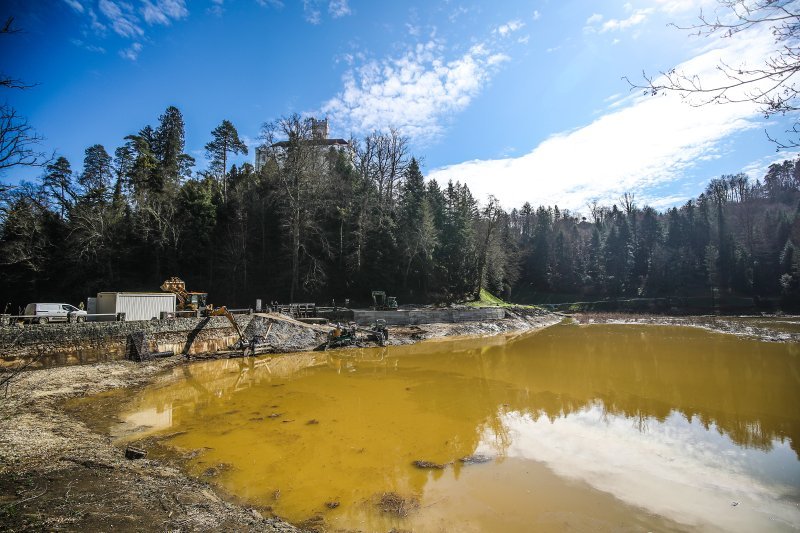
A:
2,107,800,312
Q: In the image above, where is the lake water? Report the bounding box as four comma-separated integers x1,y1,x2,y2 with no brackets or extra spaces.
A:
99,323,800,532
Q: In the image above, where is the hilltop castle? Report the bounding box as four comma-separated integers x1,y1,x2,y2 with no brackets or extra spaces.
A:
255,118,348,172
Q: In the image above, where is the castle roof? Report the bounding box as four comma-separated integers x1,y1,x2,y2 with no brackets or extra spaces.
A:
269,138,349,148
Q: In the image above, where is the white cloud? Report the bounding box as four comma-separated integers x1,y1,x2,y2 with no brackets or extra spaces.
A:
328,0,351,18
322,40,510,141
586,13,603,24
141,0,188,25
71,0,188,59
448,5,470,23
653,0,714,14
532,10,541,21
495,19,525,37
303,0,321,24
98,0,144,38
428,26,778,211
741,150,800,182
207,0,225,16
88,8,107,34
600,8,653,32
63,0,85,13
119,41,143,61
71,38,106,53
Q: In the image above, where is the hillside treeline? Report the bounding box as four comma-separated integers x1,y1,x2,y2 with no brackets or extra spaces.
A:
1,107,799,310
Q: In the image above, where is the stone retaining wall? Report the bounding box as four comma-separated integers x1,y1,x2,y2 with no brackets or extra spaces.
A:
1,307,512,369
352,307,506,326
0,315,256,369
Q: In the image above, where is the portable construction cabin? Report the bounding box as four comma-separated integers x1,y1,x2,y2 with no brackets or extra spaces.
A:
96,292,176,321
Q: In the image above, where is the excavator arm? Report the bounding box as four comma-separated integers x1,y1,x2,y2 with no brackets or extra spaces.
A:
210,306,246,347
160,277,189,308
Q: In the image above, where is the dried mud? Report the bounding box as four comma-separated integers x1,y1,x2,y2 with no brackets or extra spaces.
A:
572,312,800,343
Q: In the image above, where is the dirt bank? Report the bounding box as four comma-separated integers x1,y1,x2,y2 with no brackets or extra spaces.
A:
571,312,800,343
0,310,559,532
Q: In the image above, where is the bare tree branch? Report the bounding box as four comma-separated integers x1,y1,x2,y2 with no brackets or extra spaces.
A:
0,17,46,172
626,0,800,148
0,104,47,170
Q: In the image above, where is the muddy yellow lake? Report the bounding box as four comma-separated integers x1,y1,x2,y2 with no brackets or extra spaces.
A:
101,324,800,532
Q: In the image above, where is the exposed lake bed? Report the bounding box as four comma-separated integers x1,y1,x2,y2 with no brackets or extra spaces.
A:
2,314,798,532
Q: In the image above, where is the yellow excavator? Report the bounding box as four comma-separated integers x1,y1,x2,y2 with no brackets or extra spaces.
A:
160,277,246,348
160,277,210,312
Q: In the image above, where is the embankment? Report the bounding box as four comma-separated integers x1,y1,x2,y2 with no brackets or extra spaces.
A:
0,313,327,370
0,307,552,371
352,306,505,325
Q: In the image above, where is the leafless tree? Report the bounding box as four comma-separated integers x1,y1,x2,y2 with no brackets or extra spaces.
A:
627,1,800,148
587,199,609,225
620,192,637,215
355,129,410,220
259,115,330,300
0,17,46,173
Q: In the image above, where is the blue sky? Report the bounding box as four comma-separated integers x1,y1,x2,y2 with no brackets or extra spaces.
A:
1,0,796,212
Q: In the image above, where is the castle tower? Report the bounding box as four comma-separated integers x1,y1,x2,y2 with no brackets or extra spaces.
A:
311,118,329,139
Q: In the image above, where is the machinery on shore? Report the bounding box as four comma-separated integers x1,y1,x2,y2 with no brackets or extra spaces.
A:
160,277,209,313
161,277,252,350
371,291,398,311
326,319,389,349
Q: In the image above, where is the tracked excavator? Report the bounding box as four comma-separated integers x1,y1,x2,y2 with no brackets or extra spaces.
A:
160,277,247,349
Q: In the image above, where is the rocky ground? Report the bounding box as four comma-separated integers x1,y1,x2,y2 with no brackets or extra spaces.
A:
0,309,560,533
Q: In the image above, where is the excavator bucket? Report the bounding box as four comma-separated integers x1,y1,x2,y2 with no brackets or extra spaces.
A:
160,277,186,294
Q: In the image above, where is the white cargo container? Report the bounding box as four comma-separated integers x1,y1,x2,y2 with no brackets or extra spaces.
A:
96,292,176,321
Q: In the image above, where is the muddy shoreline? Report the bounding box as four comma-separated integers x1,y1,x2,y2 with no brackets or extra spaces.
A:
0,311,559,532
570,312,800,343
3,310,795,532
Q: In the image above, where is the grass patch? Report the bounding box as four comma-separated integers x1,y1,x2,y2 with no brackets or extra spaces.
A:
465,289,540,309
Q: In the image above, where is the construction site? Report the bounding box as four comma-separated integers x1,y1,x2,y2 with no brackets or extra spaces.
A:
0,277,534,371
0,281,558,532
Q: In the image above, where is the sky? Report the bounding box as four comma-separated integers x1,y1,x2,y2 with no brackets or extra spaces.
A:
1,0,797,214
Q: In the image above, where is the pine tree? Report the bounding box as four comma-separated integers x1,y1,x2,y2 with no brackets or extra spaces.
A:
42,156,74,219
397,158,434,291
154,106,194,189
205,120,248,201
78,144,112,205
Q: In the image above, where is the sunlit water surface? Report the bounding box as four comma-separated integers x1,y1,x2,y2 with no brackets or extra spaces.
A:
91,324,800,532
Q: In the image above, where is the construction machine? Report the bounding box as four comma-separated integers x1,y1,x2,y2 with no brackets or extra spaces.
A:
371,291,398,311
209,305,248,348
325,319,389,349
160,277,209,313
161,277,249,350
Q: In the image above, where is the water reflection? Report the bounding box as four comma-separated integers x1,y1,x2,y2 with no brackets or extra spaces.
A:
105,324,800,532
479,407,800,531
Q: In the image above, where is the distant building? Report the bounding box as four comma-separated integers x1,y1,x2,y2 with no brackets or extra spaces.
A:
255,118,348,172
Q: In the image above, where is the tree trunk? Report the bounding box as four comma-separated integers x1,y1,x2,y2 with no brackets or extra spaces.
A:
291,205,300,302
222,143,228,203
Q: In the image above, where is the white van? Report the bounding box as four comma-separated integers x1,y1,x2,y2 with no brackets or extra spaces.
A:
24,303,87,324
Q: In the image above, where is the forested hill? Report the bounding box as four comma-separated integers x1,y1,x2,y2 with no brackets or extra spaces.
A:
1,108,799,311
